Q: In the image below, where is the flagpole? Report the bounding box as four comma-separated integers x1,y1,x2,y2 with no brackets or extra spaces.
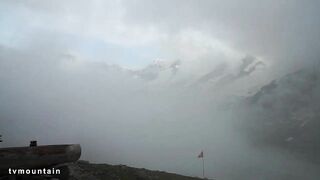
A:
202,156,205,179
198,150,205,179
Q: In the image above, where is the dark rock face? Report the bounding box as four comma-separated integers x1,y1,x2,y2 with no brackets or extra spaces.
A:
243,68,320,163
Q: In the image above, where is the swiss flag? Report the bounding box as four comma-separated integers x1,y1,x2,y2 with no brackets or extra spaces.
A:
197,151,203,158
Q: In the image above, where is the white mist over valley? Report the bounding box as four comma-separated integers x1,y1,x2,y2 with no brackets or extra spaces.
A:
1,1,320,179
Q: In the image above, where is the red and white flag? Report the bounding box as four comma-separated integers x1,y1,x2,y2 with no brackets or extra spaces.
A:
197,151,203,158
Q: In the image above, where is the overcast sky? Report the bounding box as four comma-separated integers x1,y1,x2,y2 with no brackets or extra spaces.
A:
1,0,319,69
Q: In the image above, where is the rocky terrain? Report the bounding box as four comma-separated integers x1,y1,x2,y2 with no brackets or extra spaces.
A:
0,161,205,180
68,160,205,180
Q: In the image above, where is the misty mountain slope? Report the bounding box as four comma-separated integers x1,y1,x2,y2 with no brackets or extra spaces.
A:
3,45,319,179
194,55,264,87
111,53,266,94
243,67,320,163
129,60,181,81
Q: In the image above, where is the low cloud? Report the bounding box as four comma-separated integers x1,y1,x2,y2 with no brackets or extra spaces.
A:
1,1,320,179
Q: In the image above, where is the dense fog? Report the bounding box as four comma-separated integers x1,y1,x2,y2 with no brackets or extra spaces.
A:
1,1,320,179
